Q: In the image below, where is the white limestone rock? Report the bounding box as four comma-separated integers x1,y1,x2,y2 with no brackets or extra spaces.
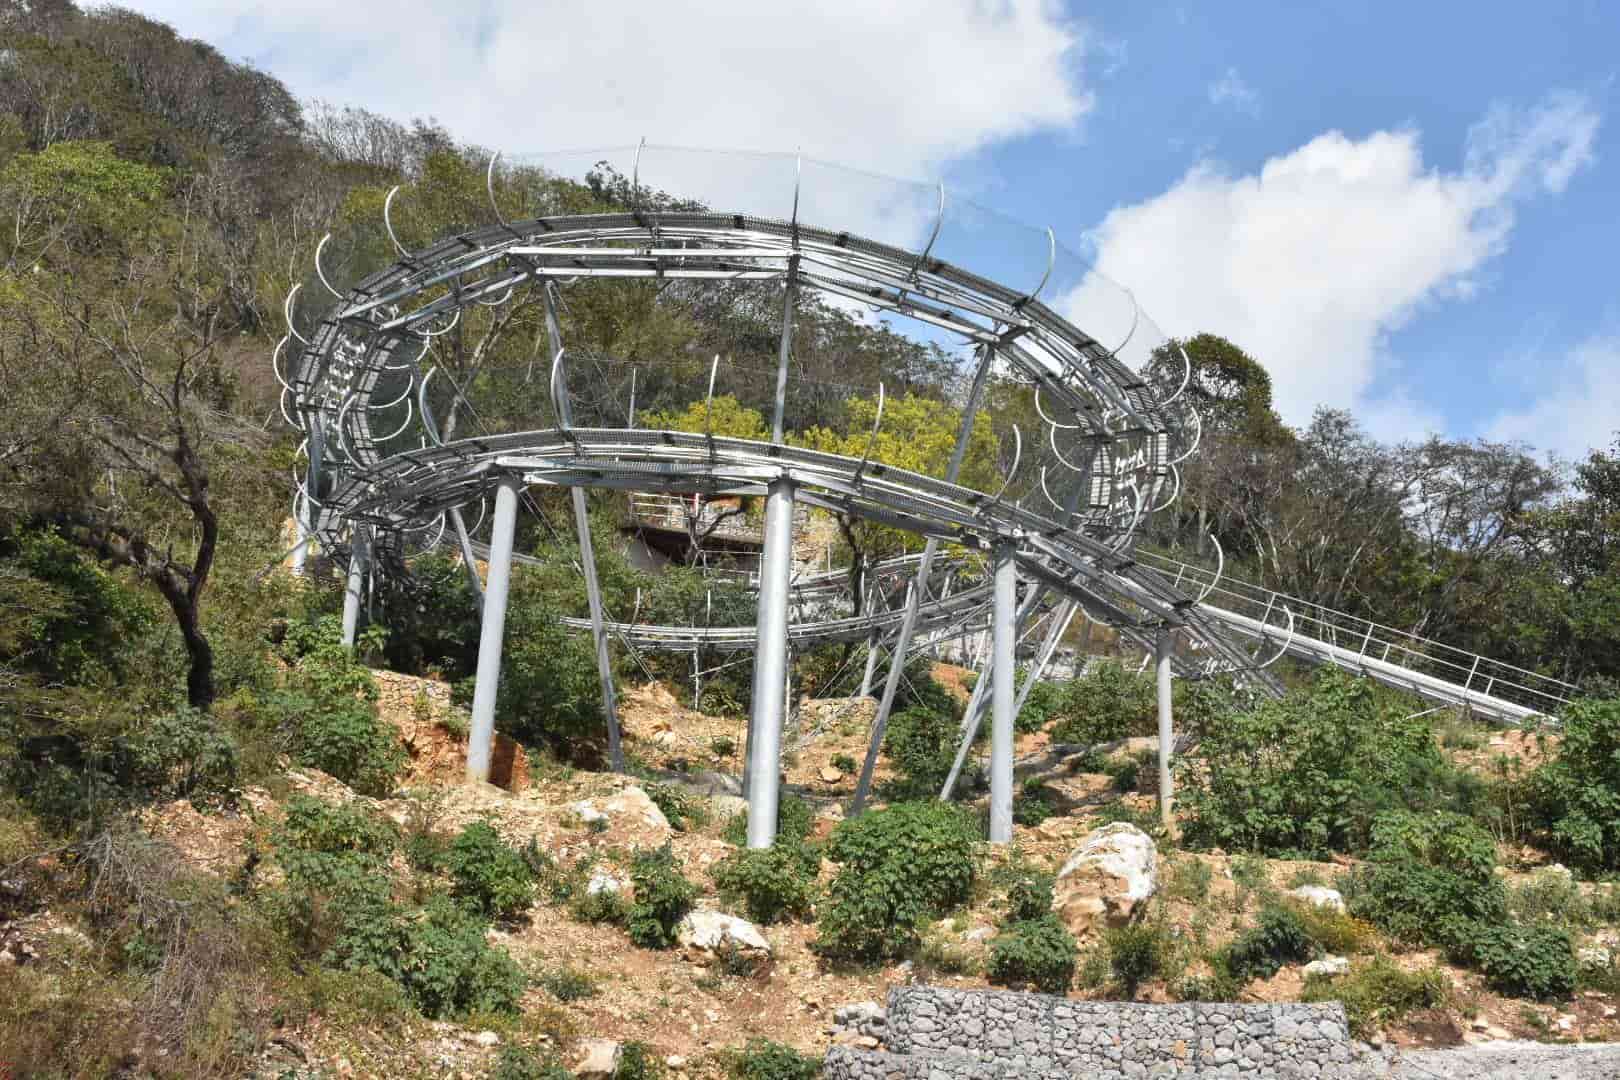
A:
676,909,771,967
568,785,671,845
1303,956,1351,978
575,1039,622,1079
1053,822,1158,937
1288,885,1346,913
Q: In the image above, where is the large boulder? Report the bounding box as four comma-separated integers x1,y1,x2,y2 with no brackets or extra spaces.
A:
1053,822,1158,937
1288,885,1346,913
676,909,771,969
574,1039,622,1079
569,785,671,846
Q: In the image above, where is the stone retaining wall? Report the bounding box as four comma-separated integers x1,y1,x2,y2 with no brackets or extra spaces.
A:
823,987,1377,1079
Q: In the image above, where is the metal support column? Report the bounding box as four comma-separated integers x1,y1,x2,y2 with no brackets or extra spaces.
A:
545,287,624,772
340,527,367,648
291,496,310,577
1012,600,1077,718
745,477,796,847
1156,627,1174,830
989,542,1017,844
294,419,323,578
450,507,485,613
467,479,520,784
851,343,997,814
859,631,881,698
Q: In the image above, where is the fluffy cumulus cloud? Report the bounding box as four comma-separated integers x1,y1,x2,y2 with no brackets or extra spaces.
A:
125,1,1092,182
1489,335,1620,460
1065,91,1599,428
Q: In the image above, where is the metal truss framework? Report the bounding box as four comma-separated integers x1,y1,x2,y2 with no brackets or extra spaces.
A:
279,155,1340,846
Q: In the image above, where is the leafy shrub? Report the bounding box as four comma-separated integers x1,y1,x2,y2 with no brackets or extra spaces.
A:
536,965,596,1002
1048,660,1157,745
1525,698,1620,873
1180,671,1476,857
881,702,967,801
1302,957,1449,1037
1287,900,1373,956
831,753,857,773
1342,811,1506,951
1458,923,1576,1001
1508,870,1595,929
1165,858,1213,904
442,822,536,919
646,782,709,833
325,892,528,1019
987,915,1077,994
491,1044,573,1080
1003,872,1056,923
627,845,697,949
1175,968,1244,1003
269,641,405,796
1012,777,1053,826
1105,923,1168,999
1222,906,1316,982
615,1040,665,1079
814,802,979,962
722,792,814,847
452,578,604,755
721,1037,822,1080
570,887,629,926
711,844,818,925
1015,674,1064,734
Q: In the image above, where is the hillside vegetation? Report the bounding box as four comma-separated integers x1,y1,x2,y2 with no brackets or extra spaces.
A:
3,4,1620,1078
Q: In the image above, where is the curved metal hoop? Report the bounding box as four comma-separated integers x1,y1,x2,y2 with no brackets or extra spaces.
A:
314,233,343,300
383,186,409,258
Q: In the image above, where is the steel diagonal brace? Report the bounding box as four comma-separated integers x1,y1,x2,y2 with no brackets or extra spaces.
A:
850,341,998,815
543,285,625,772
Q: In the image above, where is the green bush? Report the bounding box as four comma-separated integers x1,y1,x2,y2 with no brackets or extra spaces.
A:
442,822,536,919
722,792,814,847
711,844,818,925
645,783,709,833
614,1040,665,1079
1458,923,1576,1001
491,1044,573,1080
322,891,527,1019
627,845,697,949
813,802,979,962
1003,872,1056,923
1286,900,1373,956
1302,956,1449,1037
721,1038,822,1080
1175,968,1244,1003
1221,905,1316,982
1015,674,1064,734
1342,811,1506,951
1048,660,1157,746
881,702,967,802
1006,777,1052,827
987,915,1077,994
1180,671,1477,858
1105,923,1168,999
1525,698,1620,873
536,965,597,1002
1165,858,1213,904
451,577,605,755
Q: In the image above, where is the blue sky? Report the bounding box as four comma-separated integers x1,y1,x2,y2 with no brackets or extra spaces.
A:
133,0,1618,459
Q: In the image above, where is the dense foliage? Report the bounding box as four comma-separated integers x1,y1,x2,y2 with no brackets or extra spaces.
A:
814,802,980,962
1180,671,1478,857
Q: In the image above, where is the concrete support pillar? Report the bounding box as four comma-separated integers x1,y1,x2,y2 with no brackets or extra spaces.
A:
745,477,796,848
466,479,520,784
989,541,1017,844
1156,627,1175,830
340,527,367,648
291,493,311,577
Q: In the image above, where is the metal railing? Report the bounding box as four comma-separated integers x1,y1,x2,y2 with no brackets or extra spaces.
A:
1137,547,1577,722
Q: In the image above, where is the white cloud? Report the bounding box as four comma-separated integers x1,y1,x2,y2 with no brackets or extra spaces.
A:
1061,91,1600,431
1207,68,1259,114
124,1,1093,190
1488,335,1620,459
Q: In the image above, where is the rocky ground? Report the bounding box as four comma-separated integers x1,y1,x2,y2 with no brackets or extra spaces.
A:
85,666,1618,1077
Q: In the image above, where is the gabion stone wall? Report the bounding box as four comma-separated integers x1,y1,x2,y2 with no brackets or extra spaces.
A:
824,987,1386,1080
